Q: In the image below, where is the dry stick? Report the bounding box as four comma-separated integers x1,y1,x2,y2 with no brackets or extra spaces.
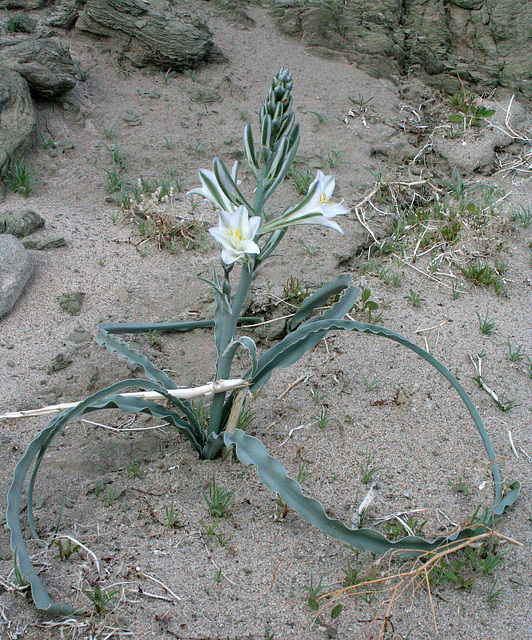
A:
277,373,308,400
507,430,519,459
128,588,172,603
0,378,249,420
279,422,313,447
198,534,236,586
53,534,101,578
469,355,501,405
133,569,181,602
81,418,167,433
321,530,522,626
395,255,453,290
270,535,303,591
224,387,248,436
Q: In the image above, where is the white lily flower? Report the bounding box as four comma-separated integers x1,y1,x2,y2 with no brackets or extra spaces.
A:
260,170,348,235
188,161,241,213
209,205,261,265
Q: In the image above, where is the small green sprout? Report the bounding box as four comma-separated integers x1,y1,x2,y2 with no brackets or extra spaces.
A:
53,537,80,561
105,487,118,505
362,375,380,391
308,109,327,123
326,147,344,168
83,584,118,614
290,166,314,195
448,475,470,495
406,289,422,308
507,339,526,363
203,474,234,517
512,204,532,228
165,501,178,527
305,572,326,611
486,577,506,604
360,453,383,485
476,310,496,335
126,461,141,477
7,157,34,197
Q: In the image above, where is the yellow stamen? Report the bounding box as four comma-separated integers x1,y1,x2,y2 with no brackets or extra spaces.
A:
228,227,242,242
318,192,330,205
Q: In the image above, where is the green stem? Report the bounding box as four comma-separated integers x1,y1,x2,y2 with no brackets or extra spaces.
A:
204,171,272,456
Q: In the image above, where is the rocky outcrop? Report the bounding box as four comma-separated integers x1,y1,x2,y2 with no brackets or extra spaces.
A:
0,66,36,174
0,36,77,97
0,209,44,237
76,0,224,69
270,0,532,103
0,234,33,319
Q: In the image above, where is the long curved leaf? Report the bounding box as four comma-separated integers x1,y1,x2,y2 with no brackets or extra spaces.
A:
289,273,358,330
96,327,177,390
225,429,519,555
7,379,204,615
96,327,201,430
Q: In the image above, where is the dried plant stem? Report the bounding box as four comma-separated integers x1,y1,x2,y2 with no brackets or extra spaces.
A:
0,378,249,420
276,373,308,400
133,568,181,602
320,529,521,639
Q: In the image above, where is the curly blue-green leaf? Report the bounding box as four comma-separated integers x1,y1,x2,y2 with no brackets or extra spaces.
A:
225,429,519,556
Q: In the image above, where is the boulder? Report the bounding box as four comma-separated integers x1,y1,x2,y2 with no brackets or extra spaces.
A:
0,0,50,9
0,234,33,319
76,0,224,69
433,98,530,174
270,0,532,105
0,209,44,237
0,66,36,175
0,36,77,98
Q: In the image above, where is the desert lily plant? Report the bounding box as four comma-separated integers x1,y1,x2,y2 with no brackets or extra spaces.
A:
6,69,519,615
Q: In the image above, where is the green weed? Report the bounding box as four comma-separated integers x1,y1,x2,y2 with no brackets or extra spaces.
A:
406,289,422,308
126,461,141,477
83,584,118,614
7,157,34,197
291,166,314,195
165,501,179,527
362,375,381,391
326,147,344,168
462,261,503,291
308,110,327,123
486,578,506,604
476,310,496,335
360,453,383,485
53,537,80,561
283,276,310,305
305,572,326,611
511,205,532,228
203,474,234,517
507,339,526,363
448,475,470,495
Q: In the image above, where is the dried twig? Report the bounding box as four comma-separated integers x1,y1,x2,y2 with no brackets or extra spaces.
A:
277,373,308,400
0,378,249,420
132,568,181,602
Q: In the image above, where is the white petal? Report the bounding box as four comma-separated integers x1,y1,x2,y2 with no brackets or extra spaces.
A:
323,201,348,218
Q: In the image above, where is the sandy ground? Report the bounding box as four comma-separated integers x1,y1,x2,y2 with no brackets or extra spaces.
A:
0,5,531,639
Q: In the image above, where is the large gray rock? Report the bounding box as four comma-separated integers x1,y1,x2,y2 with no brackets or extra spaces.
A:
0,0,50,8
433,97,530,174
0,209,44,237
0,234,33,319
270,0,532,104
76,0,224,69
0,66,36,175
0,36,77,98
